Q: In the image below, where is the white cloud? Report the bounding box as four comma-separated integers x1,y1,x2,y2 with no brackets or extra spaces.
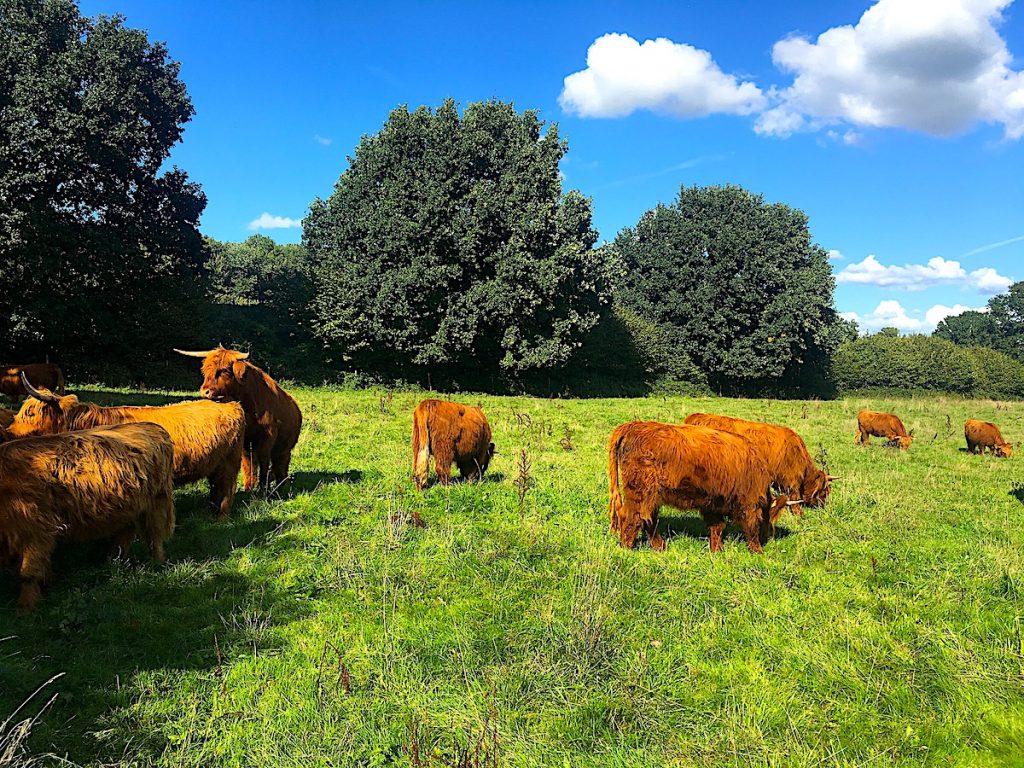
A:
843,300,988,332
756,0,1024,139
925,303,987,326
835,254,1012,293
248,212,302,230
314,134,332,146
559,33,765,119
828,249,845,261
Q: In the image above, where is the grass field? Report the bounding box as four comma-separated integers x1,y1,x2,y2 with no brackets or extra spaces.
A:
2,388,1024,767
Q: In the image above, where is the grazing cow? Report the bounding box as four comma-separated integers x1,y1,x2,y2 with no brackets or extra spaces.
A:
965,419,1013,457
174,346,302,492
0,422,175,612
412,399,494,490
683,413,835,515
0,363,64,400
856,410,913,450
607,421,795,553
12,375,245,519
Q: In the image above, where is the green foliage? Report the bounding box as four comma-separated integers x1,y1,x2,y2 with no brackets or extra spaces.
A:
833,333,979,394
610,184,840,391
934,281,1024,363
303,99,610,378
3,387,1024,766
965,345,1024,400
0,0,207,372
206,235,310,311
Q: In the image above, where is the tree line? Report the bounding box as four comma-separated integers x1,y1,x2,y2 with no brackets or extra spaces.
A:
2,0,1021,398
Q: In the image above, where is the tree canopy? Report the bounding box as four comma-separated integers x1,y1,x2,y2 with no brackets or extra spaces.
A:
610,184,840,390
0,0,206,368
302,99,610,378
934,280,1024,362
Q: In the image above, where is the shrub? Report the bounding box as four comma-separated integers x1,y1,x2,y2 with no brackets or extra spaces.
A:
833,334,978,395
965,345,1024,400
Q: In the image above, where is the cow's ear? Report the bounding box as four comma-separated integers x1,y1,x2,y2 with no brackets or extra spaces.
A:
232,360,247,380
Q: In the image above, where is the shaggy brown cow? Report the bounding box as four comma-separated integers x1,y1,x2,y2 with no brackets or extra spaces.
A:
12,376,244,519
412,399,494,490
0,422,175,611
683,413,835,515
856,410,913,450
608,421,795,553
0,363,64,400
965,419,1013,457
174,346,302,492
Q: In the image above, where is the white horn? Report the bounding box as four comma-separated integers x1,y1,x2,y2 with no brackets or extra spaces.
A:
173,348,217,358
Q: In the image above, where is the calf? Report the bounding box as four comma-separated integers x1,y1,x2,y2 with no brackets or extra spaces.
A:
608,421,795,553
856,410,913,450
0,423,175,612
412,399,494,490
965,419,1013,457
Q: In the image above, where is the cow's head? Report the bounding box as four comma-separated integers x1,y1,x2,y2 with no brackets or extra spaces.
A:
174,346,250,402
885,435,913,451
8,373,79,437
997,442,1014,458
802,468,836,509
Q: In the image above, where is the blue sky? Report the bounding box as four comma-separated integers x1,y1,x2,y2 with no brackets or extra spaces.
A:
82,0,1024,332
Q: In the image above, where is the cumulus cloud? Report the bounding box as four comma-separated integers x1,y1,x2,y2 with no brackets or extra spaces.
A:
248,212,302,230
559,33,765,119
835,254,1012,293
314,134,332,146
828,249,845,261
756,0,1024,139
925,303,987,326
843,300,988,332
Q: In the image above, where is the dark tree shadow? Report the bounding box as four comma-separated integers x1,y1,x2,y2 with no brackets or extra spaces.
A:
657,514,792,544
0,495,309,765
72,387,194,407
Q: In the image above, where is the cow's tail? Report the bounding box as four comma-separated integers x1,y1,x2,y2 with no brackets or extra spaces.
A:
607,427,626,532
412,406,431,489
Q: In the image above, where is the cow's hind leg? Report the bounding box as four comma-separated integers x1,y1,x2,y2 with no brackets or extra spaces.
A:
643,506,665,551
145,493,175,564
209,463,238,520
242,448,259,492
434,444,454,486
271,449,293,495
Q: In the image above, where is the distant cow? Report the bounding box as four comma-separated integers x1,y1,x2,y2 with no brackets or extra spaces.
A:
856,410,913,450
965,419,1013,457
608,421,795,553
0,423,175,612
12,375,245,519
683,413,835,515
412,399,494,490
175,346,302,493
0,363,64,400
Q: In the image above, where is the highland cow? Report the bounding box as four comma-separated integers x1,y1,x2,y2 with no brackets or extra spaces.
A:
412,399,494,490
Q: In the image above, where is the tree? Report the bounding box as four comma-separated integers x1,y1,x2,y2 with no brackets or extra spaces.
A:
876,327,900,338
610,184,839,390
207,235,309,310
303,99,609,378
933,281,1024,362
934,310,997,347
0,0,206,373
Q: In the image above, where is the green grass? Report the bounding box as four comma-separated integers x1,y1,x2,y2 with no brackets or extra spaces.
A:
2,388,1024,767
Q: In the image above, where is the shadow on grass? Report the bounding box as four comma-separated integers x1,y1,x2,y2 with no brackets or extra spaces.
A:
1010,485,1024,505
658,514,793,545
0,488,308,764
287,469,362,496
71,388,193,407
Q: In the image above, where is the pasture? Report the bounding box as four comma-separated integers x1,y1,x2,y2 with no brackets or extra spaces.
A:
2,388,1023,767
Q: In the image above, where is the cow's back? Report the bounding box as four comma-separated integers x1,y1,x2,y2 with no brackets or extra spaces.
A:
966,419,1005,446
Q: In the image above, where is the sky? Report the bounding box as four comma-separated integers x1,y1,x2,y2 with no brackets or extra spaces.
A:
81,0,1024,333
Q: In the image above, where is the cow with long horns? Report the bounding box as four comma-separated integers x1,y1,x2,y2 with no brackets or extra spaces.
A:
608,421,798,553
11,375,245,519
0,422,175,612
1,363,64,400
683,413,836,515
174,346,302,493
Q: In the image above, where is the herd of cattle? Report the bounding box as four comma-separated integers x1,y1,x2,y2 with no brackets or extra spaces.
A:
0,356,1015,612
